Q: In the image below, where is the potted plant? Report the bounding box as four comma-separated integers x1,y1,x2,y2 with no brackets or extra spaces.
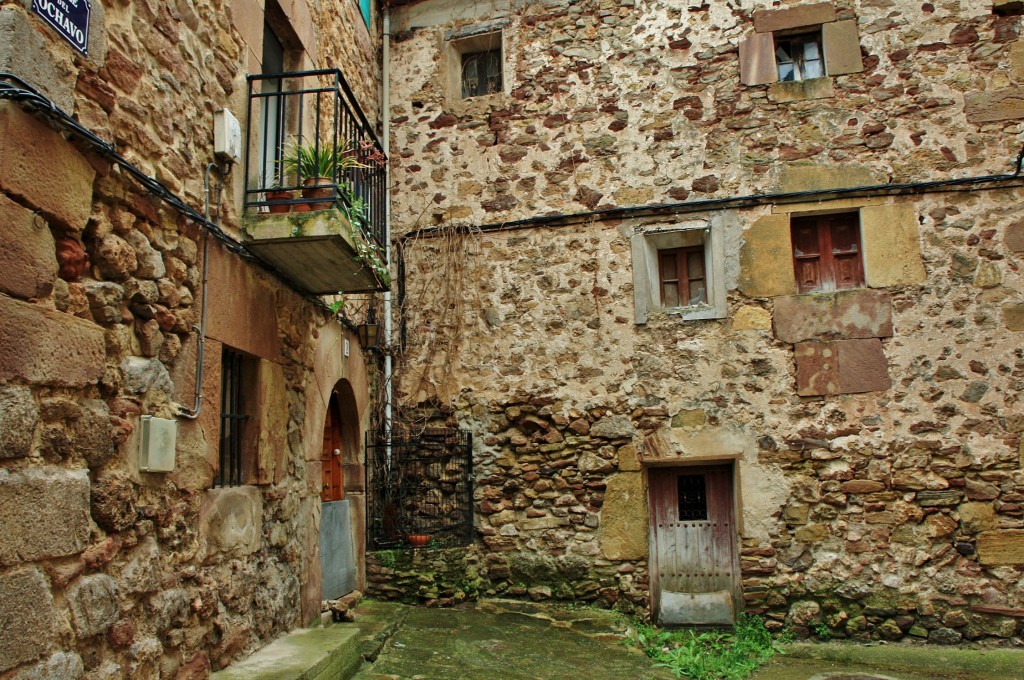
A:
282,142,366,211
264,180,293,214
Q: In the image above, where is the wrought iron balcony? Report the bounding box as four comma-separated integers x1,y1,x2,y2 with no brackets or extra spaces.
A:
243,69,388,294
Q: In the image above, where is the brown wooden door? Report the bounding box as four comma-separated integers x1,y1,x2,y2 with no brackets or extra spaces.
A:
321,396,344,502
648,464,740,625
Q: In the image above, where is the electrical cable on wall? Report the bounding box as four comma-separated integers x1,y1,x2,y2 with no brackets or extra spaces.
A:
0,72,354,324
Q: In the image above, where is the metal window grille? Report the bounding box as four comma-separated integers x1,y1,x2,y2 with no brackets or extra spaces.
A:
677,474,708,521
366,428,474,549
217,348,248,487
461,49,502,98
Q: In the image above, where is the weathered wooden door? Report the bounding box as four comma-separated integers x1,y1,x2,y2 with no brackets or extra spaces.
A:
648,464,741,625
321,399,344,502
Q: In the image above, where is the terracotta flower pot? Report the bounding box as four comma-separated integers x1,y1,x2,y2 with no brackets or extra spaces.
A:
301,177,335,211
265,189,293,214
407,534,431,548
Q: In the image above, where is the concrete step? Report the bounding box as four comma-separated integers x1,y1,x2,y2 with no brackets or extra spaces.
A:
210,600,409,680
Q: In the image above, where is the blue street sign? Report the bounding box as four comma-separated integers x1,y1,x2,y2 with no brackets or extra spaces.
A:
32,0,91,56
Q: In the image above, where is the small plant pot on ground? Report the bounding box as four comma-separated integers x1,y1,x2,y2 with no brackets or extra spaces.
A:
407,534,431,548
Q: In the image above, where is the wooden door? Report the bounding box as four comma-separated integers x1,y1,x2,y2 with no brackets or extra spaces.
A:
321,396,344,502
648,465,741,625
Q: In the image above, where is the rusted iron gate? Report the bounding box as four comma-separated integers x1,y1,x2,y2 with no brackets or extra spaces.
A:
365,428,474,550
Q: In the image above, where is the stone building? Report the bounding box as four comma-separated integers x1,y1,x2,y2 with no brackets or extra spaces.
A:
1,0,387,676
384,0,1024,643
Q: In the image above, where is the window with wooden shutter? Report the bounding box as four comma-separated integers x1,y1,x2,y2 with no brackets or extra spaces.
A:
790,213,864,293
659,246,707,308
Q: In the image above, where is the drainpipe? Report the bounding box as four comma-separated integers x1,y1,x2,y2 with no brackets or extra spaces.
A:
178,162,226,419
383,7,394,453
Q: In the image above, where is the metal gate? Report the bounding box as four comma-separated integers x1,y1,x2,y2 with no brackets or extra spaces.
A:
648,464,741,625
366,428,473,550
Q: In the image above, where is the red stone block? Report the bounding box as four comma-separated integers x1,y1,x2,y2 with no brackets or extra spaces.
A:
774,289,893,344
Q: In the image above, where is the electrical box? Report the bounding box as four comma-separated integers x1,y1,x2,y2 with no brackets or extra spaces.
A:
213,109,242,165
140,415,177,472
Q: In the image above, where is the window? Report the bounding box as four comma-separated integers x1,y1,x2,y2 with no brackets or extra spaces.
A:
631,219,727,324
357,0,371,29
659,246,707,308
445,23,506,101
217,347,255,487
790,212,864,294
738,2,863,88
461,48,502,98
259,21,286,189
775,31,824,82
677,474,708,521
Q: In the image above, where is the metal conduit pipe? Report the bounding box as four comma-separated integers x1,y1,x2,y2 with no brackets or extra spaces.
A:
178,162,226,419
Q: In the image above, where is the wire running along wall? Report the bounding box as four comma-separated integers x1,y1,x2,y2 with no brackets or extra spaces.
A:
366,428,474,550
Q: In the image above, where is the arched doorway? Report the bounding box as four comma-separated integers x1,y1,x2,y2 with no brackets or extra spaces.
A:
319,382,361,600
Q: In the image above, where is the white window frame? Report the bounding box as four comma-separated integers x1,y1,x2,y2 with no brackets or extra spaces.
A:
631,219,727,324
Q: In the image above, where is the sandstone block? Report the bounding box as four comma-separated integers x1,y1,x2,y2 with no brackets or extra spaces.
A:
774,289,893,344
977,529,1024,565
795,523,829,542
754,2,836,33
0,102,94,232
590,415,638,439
732,305,771,330
67,574,120,637
0,194,57,300
965,88,1024,123
776,165,880,194
0,385,37,459
842,480,886,494
0,295,105,387
9,652,84,680
917,489,963,507
0,568,57,672
860,204,927,288
795,339,891,396
617,444,641,472
0,467,90,566
599,472,648,560
1005,220,1024,252
200,486,263,562
738,214,797,298
958,503,998,534
1003,303,1024,331
0,9,75,111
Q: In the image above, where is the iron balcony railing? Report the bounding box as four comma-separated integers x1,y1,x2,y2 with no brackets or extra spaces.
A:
244,69,387,247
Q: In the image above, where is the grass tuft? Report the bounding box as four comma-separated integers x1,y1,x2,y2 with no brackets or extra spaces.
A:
627,614,789,680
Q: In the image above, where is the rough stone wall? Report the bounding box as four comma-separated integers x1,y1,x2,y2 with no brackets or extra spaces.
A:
388,0,1022,228
389,0,1024,643
0,0,381,677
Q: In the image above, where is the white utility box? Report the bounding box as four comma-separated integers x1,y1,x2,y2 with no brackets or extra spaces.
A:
213,109,242,165
139,415,177,472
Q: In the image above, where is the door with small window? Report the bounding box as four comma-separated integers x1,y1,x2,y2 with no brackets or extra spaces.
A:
648,465,741,625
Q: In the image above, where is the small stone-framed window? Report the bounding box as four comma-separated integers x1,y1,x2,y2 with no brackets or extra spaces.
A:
739,2,863,88
445,21,507,101
791,212,864,294
631,219,727,324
